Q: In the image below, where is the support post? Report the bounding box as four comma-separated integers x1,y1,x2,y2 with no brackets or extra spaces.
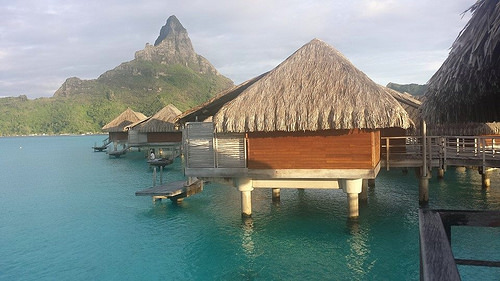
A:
359,179,368,204
152,167,157,187
419,168,429,206
438,168,445,179
386,138,390,171
340,179,363,218
421,120,427,178
272,188,280,202
481,167,491,189
368,179,375,188
237,178,253,218
160,166,163,185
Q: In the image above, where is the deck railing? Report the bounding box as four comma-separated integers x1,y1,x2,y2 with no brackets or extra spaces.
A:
184,122,246,169
382,136,500,170
184,126,500,171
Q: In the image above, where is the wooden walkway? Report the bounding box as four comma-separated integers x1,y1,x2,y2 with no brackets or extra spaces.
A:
92,138,111,152
135,179,203,202
107,146,128,157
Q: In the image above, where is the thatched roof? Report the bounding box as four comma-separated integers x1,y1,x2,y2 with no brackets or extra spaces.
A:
129,104,182,132
102,108,148,132
387,89,422,123
213,39,412,133
422,0,500,124
428,122,500,136
175,73,268,124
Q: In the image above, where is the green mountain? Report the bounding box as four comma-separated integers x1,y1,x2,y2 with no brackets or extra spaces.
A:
386,82,427,96
0,15,233,136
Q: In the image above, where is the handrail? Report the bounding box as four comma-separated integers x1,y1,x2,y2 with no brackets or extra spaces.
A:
382,135,500,170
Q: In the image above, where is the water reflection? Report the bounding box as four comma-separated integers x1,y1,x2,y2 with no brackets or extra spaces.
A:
237,217,264,280
346,219,372,277
241,217,255,255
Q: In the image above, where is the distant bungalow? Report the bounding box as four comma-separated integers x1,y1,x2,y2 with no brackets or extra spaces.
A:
101,108,148,155
126,104,182,160
176,39,412,218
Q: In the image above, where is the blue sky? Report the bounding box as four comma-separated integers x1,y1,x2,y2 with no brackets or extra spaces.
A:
0,0,474,98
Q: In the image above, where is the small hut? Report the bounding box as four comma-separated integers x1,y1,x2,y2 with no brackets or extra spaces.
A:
102,108,148,152
127,104,182,159
178,39,412,218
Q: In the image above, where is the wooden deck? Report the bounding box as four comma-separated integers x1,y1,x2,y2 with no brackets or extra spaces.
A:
92,138,111,152
107,146,128,157
135,179,203,202
419,209,500,281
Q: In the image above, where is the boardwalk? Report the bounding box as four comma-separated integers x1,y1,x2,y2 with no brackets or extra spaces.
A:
135,179,203,202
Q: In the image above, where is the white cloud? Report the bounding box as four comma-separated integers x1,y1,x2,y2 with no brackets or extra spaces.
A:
0,0,476,98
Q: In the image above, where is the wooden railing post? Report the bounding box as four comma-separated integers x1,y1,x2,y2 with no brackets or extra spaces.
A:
386,137,390,171
421,120,427,178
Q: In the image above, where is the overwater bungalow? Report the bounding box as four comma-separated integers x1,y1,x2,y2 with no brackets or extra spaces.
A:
101,108,148,155
419,0,500,279
126,104,182,161
176,39,413,218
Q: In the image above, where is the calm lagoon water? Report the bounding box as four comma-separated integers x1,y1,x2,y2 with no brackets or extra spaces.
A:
1,135,499,280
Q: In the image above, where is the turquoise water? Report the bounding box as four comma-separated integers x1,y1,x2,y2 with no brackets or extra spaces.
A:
1,135,499,280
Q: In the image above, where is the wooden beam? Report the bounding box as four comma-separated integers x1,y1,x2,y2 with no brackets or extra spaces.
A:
419,209,460,281
252,179,340,189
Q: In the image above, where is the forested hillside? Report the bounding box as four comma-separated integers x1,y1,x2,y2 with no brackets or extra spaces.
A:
0,16,233,136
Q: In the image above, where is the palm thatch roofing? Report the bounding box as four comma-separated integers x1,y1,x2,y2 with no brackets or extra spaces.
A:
128,104,182,132
175,72,268,124
212,39,412,133
387,89,422,124
422,0,500,124
427,121,500,136
102,108,148,132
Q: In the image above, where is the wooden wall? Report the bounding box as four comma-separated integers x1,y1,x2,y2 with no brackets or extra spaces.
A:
247,129,380,169
109,132,128,141
147,132,182,143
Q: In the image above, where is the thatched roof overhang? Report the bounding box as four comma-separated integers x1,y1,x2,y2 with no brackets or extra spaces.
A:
422,0,500,124
128,104,182,133
387,89,422,132
175,73,268,125
102,108,148,132
213,39,413,133
428,122,500,136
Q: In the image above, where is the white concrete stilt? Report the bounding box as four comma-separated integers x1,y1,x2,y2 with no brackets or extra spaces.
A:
272,188,280,202
340,178,363,218
347,193,359,218
437,168,445,179
238,178,253,217
481,167,492,189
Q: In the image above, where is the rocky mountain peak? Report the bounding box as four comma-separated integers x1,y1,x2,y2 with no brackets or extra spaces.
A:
134,15,217,75
154,15,187,46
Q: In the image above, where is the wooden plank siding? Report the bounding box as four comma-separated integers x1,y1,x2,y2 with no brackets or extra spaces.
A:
247,129,380,169
109,132,128,142
147,132,182,143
